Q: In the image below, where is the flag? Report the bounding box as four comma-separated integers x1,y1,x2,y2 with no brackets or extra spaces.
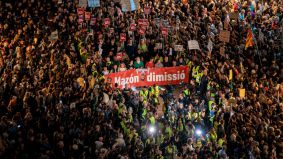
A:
245,29,254,50
229,69,233,81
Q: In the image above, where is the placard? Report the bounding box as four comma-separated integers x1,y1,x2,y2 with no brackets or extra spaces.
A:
121,0,140,12
219,30,230,43
139,28,146,35
78,0,88,8
130,23,136,31
104,18,110,27
120,33,126,42
239,88,245,98
188,40,200,50
49,30,59,41
229,69,233,81
174,45,184,52
144,6,151,15
207,39,213,52
155,43,162,49
88,0,100,8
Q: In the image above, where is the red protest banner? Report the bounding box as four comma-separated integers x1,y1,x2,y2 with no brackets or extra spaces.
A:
104,18,110,27
120,33,126,42
130,23,136,31
105,66,189,88
85,12,91,21
144,6,151,15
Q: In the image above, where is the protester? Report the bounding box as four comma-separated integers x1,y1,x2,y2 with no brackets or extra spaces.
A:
0,0,282,159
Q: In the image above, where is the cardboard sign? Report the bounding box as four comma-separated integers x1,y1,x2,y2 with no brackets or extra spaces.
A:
104,18,110,27
174,45,184,52
49,30,59,41
219,30,230,43
120,33,126,42
239,88,245,98
130,23,136,31
161,27,168,36
85,12,91,21
155,43,162,49
188,40,200,50
78,0,88,8
144,6,151,15
207,39,213,52
77,8,84,15
90,17,96,25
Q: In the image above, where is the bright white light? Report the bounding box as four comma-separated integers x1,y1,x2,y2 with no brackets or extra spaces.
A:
196,129,202,136
149,126,156,134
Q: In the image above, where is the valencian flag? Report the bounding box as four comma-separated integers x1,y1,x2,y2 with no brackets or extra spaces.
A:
245,29,254,50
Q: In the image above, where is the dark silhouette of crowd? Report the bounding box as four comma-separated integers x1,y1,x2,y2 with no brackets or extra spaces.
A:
0,0,282,159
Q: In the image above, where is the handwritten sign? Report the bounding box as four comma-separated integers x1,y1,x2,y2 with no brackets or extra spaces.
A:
88,0,100,8
78,0,88,8
174,45,184,52
219,30,230,43
188,40,200,50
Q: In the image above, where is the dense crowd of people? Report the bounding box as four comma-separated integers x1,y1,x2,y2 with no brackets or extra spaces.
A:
0,0,283,158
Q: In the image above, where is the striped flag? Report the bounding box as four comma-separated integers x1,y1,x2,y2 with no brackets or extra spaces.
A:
245,29,254,50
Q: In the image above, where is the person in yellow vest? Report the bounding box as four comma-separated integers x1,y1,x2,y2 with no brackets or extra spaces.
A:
165,142,177,159
140,87,149,102
149,84,160,98
192,65,200,79
195,69,203,85
149,112,155,125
